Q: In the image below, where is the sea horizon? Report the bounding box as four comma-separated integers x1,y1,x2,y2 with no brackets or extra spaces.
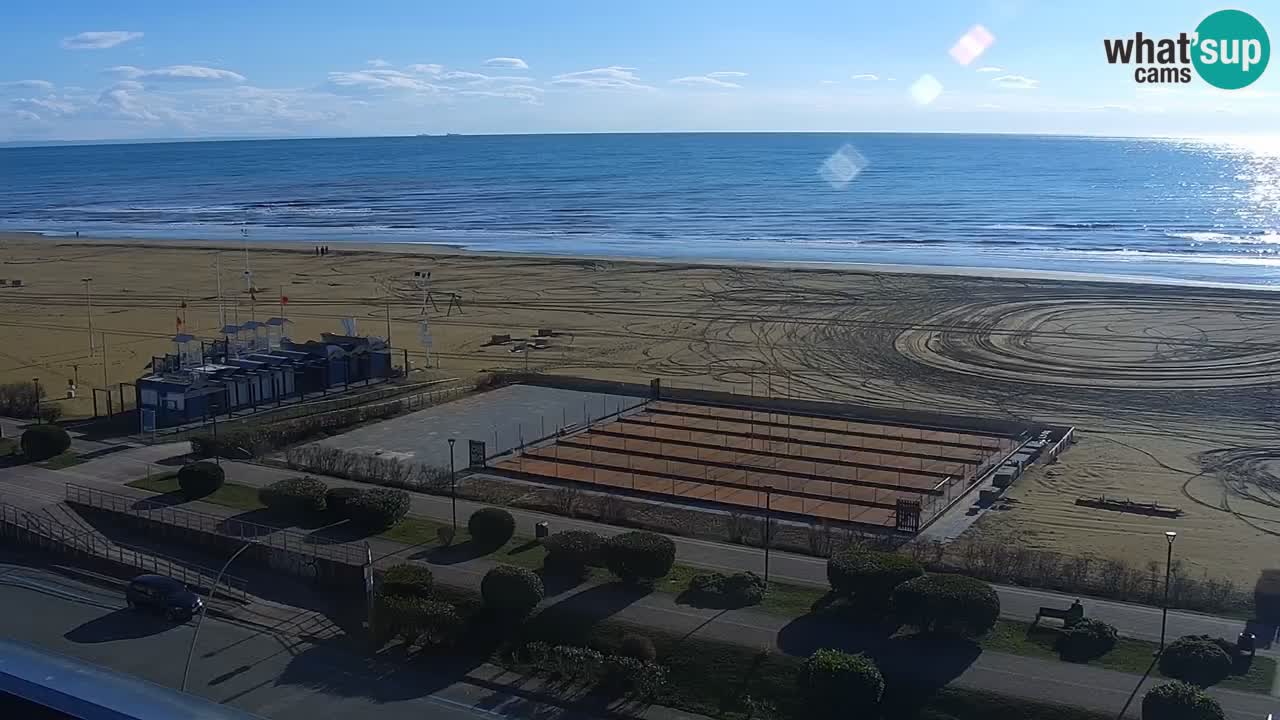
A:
3,132,1278,287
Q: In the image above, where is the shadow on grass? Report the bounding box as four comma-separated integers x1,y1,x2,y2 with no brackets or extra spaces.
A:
413,540,494,565
215,508,283,535
304,519,375,545
775,603,895,658
64,608,180,644
876,634,983,717
133,491,191,509
535,566,588,598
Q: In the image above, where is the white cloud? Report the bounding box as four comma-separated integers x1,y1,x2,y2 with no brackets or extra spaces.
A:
14,110,41,122
992,74,1039,90
671,75,742,89
552,66,651,90
819,80,840,85
976,66,1004,73
441,71,490,82
12,97,77,116
707,71,747,79
61,31,143,50
407,64,444,76
97,85,160,121
326,69,439,93
1,80,55,92
367,58,392,68
484,57,529,70
109,65,246,82
851,73,879,81
977,103,1003,109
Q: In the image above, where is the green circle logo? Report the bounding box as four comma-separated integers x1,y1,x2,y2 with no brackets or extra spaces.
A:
1193,9,1270,89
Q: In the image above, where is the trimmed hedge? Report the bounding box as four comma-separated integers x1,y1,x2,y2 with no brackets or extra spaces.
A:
347,488,411,530
1255,569,1280,625
891,573,1000,638
524,642,667,699
686,571,767,608
468,507,516,548
604,531,676,586
375,595,463,648
826,549,924,605
620,633,658,662
1141,681,1225,720
1158,636,1233,687
258,476,329,516
176,461,225,499
380,563,434,599
1057,618,1118,662
542,530,604,577
481,565,545,618
325,486,362,519
798,648,884,717
20,424,71,461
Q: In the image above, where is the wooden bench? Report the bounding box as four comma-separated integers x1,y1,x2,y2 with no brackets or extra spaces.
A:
1035,600,1084,627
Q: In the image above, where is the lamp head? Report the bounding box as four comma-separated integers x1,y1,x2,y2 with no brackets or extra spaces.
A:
1165,531,1177,543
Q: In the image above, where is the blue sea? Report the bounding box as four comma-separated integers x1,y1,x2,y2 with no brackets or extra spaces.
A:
2,133,1279,286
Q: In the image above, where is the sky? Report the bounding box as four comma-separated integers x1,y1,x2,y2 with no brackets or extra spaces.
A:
0,0,1276,142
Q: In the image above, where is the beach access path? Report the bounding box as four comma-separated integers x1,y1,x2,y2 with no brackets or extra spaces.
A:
1,445,1277,718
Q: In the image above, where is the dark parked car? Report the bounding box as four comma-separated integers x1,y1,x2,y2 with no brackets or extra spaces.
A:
125,574,203,621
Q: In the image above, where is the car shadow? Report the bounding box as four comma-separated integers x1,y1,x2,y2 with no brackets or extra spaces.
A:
64,608,180,644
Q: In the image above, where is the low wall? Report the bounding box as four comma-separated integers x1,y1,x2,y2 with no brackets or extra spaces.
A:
67,502,365,591
496,373,1048,439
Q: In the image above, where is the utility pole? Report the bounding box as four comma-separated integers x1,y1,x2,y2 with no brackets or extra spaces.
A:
101,332,109,389
215,252,225,330
81,277,95,353
385,298,393,345
448,438,457,531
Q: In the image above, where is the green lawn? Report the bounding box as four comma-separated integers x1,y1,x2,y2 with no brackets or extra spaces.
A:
36,451,86,469
982,619,1276,693
126,473,266,512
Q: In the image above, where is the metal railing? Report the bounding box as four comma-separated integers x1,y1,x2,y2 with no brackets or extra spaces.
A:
0,504,247,601
64,484,362,566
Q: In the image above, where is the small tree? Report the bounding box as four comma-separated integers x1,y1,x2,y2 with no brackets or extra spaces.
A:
375,595,464,647
176,461,225,499
468,507,516,548
619,633,657,662
347,488,410,530
481,565,544,618
1057,618,1118,661
380,563,434,599
19,424,71,461
1142,681,1225,720
798,648,884,717
1159,636,1233,687
542,530,604,577
259,477,329,517
325,487,362,519
1254,569,1280,625
891,573,1000,638
604,531,676,586
686,571,767,608
826,549,923,606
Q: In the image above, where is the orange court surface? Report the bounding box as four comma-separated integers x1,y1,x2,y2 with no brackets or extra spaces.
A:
495,399,1024,531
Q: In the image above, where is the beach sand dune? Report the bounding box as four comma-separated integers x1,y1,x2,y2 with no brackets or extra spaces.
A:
2,233,1278,585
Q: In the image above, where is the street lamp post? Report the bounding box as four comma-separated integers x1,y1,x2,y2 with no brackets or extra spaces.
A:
81,277,95,354
447,438,457,531
1160,530,1177,652
32,377,41,420
763,489,772,585
182,541,253,691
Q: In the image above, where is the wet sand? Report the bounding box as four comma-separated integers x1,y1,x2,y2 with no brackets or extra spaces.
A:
2,232,1278,585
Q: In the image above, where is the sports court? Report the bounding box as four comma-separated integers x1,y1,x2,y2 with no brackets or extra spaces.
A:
494,399,1021,531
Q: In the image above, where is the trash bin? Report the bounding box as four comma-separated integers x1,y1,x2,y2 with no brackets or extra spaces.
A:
535,521,550,539
1238,631,1256,656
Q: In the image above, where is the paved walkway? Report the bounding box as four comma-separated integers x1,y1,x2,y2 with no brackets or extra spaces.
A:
3,445,1278,718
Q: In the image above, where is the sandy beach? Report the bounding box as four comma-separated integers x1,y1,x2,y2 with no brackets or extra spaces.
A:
2,232,1278,586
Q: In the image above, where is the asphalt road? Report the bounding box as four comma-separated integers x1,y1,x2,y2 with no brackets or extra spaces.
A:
0,560,591,720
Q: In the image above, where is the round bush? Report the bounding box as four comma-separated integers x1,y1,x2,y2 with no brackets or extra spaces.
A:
375,596,464,647
259,476,329,516
380,563,434,599
1159,636,1233,687
176,461,225,499
325,486,362,519
481,565,545,618
1057,618,1119,661
619,633,657,662
20,424,70,461
891,573,1000,638
604,531,676,586
542,530,604,576
347,488,411,530
686,571,766,608
468,507,516,548
826,549,924,605
1142,681,1225,720
798,648,884,717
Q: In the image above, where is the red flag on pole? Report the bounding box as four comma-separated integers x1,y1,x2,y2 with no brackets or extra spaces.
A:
281,295,289,305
